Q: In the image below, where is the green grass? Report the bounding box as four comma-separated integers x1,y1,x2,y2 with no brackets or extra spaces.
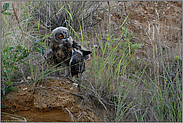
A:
1,2,63,92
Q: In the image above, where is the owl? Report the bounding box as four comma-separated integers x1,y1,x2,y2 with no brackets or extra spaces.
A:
44,27,91,77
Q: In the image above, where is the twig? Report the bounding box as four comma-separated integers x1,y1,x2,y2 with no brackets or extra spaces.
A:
65,108,74,122
90,83,108,110
12,3,23,36
55,87,84,99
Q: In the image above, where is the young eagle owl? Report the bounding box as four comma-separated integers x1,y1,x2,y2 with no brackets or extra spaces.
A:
45,27,91,77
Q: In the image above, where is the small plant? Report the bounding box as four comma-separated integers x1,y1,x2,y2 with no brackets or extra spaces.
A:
1,81,19,99
1,3,11,15
1,80,19,109
121,27,141,56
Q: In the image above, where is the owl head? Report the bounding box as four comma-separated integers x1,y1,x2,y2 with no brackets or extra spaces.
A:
51,27,71,44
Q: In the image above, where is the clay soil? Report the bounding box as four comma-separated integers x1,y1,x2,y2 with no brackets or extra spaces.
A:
1,77,100,122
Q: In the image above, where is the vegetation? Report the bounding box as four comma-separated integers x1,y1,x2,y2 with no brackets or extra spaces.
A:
1,1,182,122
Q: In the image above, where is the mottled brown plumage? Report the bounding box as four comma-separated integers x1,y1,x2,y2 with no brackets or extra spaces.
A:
69,48,92,91
53,42,73,65
44,26,91,78
70,48,92,77
44,27,73,76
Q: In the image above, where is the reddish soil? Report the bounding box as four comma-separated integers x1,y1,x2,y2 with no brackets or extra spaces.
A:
1,77,100,122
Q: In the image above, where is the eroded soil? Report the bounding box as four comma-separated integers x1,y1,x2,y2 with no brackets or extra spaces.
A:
1,77,100,122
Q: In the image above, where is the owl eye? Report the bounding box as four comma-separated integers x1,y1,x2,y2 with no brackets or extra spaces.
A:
60,35,64,39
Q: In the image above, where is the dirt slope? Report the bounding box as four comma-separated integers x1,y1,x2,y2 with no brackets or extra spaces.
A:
1,77,101,122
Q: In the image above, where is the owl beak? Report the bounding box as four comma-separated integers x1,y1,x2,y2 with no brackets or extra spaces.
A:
66,37,70,42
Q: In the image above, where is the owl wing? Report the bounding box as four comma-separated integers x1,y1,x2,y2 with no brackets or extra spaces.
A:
72,40,81,50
